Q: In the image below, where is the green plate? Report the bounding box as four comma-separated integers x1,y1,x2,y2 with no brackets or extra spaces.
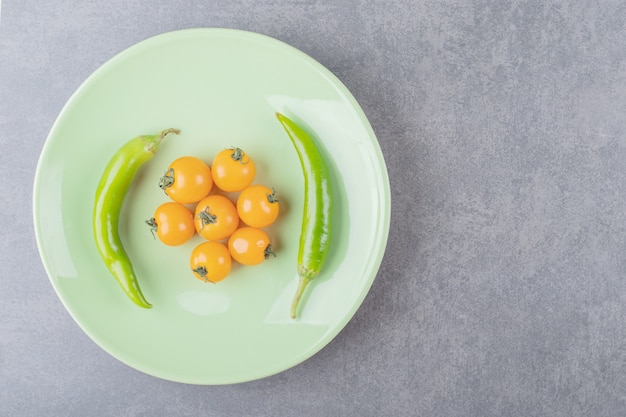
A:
33,28,390,385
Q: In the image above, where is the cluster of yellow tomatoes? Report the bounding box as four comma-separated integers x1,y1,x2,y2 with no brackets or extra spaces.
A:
146,147,280,283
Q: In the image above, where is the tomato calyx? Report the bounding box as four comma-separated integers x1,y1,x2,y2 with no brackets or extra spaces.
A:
264,244,276,260
229,147,251,164
267,187,279,203
158,168,175,190
197,207,218,227
192,266,215,284
145,217,158,239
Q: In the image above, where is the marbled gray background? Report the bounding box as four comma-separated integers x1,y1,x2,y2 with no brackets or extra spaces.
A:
1,0,625,416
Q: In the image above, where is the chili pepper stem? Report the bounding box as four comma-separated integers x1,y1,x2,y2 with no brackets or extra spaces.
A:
160,128,180,140
290,276,312,319
145,128,180,154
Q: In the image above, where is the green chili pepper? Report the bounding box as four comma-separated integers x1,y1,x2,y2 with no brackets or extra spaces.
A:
275,113,333,319
93,128,180,308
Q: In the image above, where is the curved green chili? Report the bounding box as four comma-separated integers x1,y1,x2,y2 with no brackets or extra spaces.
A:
93,128,180,308
275,113,333,319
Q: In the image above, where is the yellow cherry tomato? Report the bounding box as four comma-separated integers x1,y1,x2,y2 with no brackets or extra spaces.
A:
228,227,275,266
159,156,213,204
190,241,232,283
211,147,256,192
194,194,239,241
146,202,195,246
237,185,280,228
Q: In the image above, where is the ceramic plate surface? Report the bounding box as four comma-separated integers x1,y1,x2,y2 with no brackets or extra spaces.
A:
33,28,390,384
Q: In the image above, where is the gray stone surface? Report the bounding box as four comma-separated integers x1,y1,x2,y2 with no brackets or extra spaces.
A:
1,0,625,416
